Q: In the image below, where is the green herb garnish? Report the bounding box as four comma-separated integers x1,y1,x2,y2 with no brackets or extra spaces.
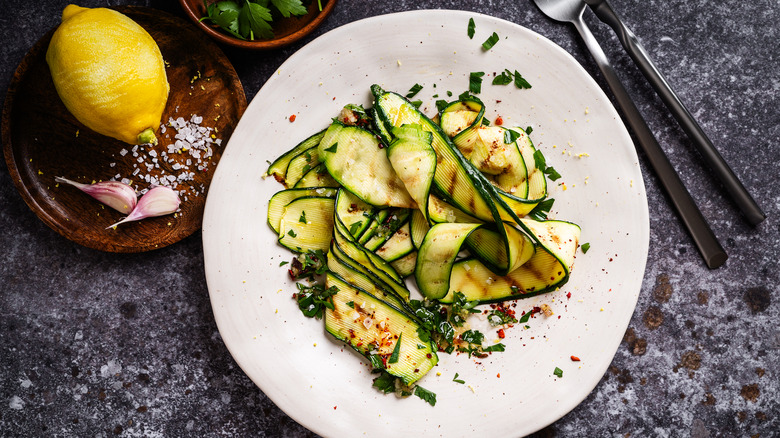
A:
533,149,561,181
453,373,465,384
324,142,338,153
553,367,563,378
388,333,402,364
406,83,423,98
514,70,532,89
372,371,395,393
200,0,308,41
467,18,476,39
348,220,363,236
481,32,500,50
287,229,297,237
528,198,555,221
469,72,485,94
299,210,307,223
581,242,591,253
294,282,337,319
414,386,437,406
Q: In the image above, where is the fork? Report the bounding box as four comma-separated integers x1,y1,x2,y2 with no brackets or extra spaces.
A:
532,0,728,268
584,0,764,226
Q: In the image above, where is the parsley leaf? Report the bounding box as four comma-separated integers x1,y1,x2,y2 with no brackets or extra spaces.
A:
518,309,535,324
581,242,591,253
483,343,506,353
436,99,449,113
453,373,465,384
414,386,437,406
324,142,338,153
372,371,395,393
525,126,534,135
348,220,363,236
504,128,521,144
279,260,289,266
388,333,402,364
492,69,514,86
239,1,274,40
299,210,307,223
202,0,308,41
271,0,307,17
469,72,485,94
553,367,563,378
294,282,338,319
467,18,476,39
482,32,500,51
533,149,562,181
287,229,297,238
528,198,555,221
406,83,423,98
514,70,532,89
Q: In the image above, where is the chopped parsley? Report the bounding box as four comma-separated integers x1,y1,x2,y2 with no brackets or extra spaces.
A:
504,128,522,144
449,291,480,327
388,333,402,364
514,71,532,89
287,229,297,237
323,142,338,153
279,260,289,266
491,69,532,89
488,309,518,326
436,99,449,112
406,83,423,98
528,198,555,221
533,149,562,181
372,371,395,393
414,386,437,406
299,210,307,223
553,367,563,378
294,282,338,319
467,18,476,39
581,242,591,253
469,72,485,94
452,373,465,384
482,32,500,51
348,220,363,236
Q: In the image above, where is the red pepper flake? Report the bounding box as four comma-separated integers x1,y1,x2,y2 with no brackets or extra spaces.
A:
333,406,337,410
495,116,503,125
566,292,572,299
497,329,505,339
571,355,581,362
289,114,296,122
496,373,501,378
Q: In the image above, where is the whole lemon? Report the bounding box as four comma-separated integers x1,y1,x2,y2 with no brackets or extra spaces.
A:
46,5,169,145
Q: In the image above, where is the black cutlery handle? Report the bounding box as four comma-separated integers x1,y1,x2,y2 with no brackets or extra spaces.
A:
584,0,765,226
573,17,727,268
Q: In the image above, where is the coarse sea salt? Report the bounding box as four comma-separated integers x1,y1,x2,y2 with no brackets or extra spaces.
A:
108,114,221,201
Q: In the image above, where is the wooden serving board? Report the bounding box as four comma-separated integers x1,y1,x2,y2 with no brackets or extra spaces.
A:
2,6,247,252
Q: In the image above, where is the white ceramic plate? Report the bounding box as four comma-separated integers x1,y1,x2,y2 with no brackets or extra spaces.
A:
203,10,649,438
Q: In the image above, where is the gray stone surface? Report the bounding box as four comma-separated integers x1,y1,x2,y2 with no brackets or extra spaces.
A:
1,0,777,436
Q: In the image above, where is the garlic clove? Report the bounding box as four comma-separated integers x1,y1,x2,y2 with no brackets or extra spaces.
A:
107,185,180,229
55,176,137,214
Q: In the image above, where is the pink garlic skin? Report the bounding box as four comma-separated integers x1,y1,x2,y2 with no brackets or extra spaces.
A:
55,176,137,214
107,186,181,229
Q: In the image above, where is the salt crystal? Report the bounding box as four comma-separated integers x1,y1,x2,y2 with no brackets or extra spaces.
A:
192,115,203,124
119,149,128,156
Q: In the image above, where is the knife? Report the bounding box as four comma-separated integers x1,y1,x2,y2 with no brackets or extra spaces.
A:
583,0,765,226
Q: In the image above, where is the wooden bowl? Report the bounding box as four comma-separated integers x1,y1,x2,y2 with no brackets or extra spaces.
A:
2,6,247,253
178,0,336,50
